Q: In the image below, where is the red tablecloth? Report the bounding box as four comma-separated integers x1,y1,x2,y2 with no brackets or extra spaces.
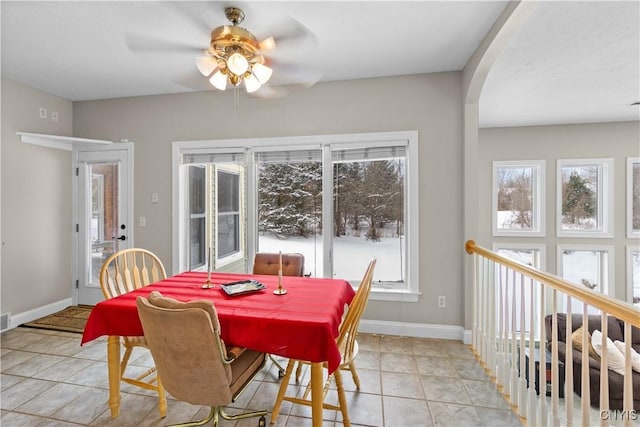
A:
82,271,355,373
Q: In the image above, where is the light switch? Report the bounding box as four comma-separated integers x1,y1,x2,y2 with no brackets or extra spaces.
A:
139,216,146,227
151,193,159,203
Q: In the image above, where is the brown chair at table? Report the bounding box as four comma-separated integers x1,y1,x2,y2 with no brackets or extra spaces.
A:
99,248,167,417
252,252,305,377
271,259,377,427
252,252,305,277
136,291,268,427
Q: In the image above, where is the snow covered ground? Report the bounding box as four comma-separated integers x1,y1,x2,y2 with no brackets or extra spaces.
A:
258,234,404,282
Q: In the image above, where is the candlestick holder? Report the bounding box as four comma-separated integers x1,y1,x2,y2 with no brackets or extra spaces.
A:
273,272,287,295
201,280,215,289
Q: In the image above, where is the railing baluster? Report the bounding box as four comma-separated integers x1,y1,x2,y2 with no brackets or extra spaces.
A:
498,264,505,387
518,273,527,418
565,296,573,427
528,276,538,427
510,269,518,407
600,312,609,427
623,322,632,427
581,304,590,426
539,283,547,425
551,290,560,426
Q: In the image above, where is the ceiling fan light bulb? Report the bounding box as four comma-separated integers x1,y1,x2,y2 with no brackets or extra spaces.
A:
210,70,228,90
196,56,217,76
244,73,262,93
252,63,272,84
226,53,249,75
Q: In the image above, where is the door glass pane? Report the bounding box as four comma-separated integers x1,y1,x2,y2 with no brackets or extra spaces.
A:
217,171,240,258
189,166,206,269
332,153,406,287
256,156,322,277
89,162,118,286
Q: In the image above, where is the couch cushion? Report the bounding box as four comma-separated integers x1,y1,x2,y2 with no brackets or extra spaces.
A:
592,330,626,376
571,326,601,361
549,313,624,343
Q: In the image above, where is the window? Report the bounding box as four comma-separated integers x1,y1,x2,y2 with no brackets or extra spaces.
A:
557,244,614,314
557,158,613,237
627,157,640,238
173,131,419,300
91,174,105,242
627,246,640,307
492,160,545,236
217,170,240,259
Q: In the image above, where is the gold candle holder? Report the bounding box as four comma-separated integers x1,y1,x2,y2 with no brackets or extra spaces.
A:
273,251,287,295
202,247,214,289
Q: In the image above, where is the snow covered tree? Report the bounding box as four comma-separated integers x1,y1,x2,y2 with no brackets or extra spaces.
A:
562,171,595,225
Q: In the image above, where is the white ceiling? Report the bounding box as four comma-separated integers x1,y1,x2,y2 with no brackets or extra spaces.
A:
1,1,638,128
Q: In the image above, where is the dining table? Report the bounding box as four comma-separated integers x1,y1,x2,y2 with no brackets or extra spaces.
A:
81,271,355,427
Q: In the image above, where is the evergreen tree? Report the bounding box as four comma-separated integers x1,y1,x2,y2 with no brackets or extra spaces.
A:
562,171,595,224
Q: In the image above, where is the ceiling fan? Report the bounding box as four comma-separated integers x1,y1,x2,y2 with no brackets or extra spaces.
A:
196,7,276,93
125,5,318,96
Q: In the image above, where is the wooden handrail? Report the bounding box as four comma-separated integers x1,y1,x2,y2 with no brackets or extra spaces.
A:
465,240,640,328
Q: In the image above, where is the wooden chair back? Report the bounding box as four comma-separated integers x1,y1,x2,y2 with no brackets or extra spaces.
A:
336,258,376,363
252,252,305,277
100,248,166,299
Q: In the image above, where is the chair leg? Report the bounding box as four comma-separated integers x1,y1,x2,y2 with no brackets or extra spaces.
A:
271,359,296,424
295,360,304,382
347,361,361,390
333,369,351,427
157,375,167,417
269,354,285,378
167,406,215,427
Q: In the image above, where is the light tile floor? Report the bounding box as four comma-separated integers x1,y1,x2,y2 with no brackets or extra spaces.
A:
1,327,523,426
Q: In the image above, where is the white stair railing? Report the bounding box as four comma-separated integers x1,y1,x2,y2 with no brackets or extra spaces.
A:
466,240,639,427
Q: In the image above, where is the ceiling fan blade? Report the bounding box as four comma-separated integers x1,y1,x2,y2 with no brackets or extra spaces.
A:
125,33,203,56
260,17,317,53
173,72,213,92
159,2,213,37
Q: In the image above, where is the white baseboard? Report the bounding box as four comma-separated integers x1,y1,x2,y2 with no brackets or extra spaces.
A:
7,298,73,331
359,319,471,343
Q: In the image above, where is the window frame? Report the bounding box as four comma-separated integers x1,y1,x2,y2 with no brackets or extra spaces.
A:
556,158,614,238
215,166,243,266
556,244,615,297
627,245,640,307
172,131,419,301
492,160,545,237
627,157,640,238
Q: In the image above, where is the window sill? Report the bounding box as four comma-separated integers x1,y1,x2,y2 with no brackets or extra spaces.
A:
369,289,420,302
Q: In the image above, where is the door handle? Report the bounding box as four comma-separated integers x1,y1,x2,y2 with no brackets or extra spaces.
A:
113,235,126,241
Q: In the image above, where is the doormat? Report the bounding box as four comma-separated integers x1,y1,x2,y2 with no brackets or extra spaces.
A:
22,305,93,334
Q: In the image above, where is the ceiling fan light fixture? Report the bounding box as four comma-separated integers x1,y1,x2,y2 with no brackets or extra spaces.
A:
196,56,218,77
226,52,249,76
244,73,262,93
209,70,228,90
252,62,272,84
259,36,276,51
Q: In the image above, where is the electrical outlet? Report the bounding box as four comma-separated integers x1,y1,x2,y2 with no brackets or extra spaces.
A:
139,216,146,227
39,107,47,119
151,193,159,203
438,296,446,308
51,112,59,122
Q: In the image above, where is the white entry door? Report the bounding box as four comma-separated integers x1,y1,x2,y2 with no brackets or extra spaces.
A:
75,146,133,305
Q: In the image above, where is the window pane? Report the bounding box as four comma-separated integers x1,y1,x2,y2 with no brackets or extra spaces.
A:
561,248,609,314
496,166,534,230
189,217,205,269
218,213,239,257
218,171,239,212
333,157,405,286
257,160,322,276
189,166,206,215
561,165,598,231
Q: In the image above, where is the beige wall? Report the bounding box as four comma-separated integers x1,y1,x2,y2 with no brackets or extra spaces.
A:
73,73,466,327
478,121,640,302
1,79,74,314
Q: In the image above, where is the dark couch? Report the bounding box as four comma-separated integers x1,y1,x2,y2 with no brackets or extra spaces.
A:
545,313,640,410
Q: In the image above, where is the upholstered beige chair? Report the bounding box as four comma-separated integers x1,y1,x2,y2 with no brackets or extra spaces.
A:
252,252,305,377
252,252,305,277
99,248,167,417
136,291,268,427
271,259,376,427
